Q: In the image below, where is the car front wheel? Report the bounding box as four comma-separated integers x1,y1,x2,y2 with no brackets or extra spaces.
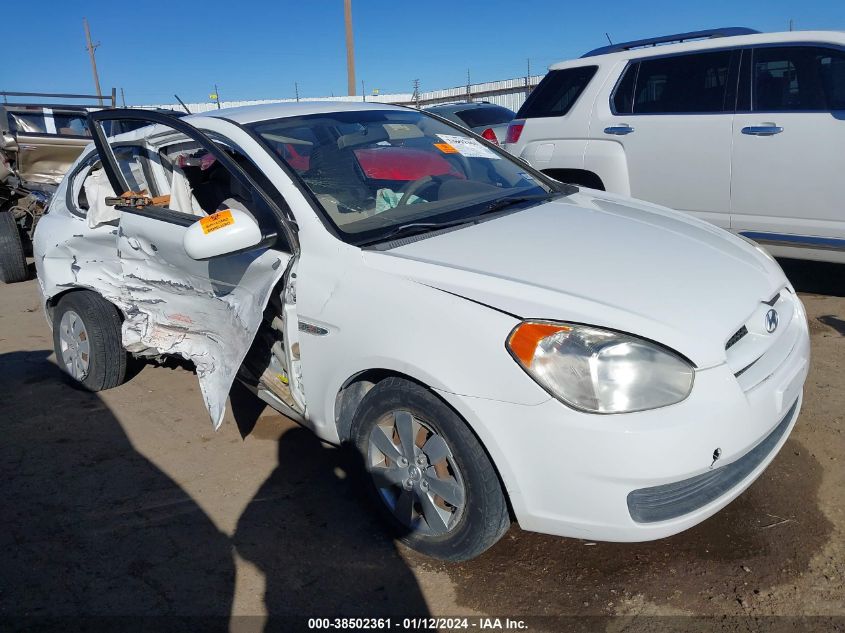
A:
351,377,510,561
52,291,128,391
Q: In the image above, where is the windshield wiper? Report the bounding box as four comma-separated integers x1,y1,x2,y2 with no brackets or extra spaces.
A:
359,219,472,246
360,193,560,247
480,192,560,216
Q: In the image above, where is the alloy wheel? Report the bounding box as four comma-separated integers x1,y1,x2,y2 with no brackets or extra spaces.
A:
367,410,466,536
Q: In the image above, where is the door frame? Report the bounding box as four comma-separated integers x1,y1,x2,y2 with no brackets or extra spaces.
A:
88,108,300,256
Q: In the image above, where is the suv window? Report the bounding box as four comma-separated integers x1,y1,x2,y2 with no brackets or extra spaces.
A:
753,46,845,111
517,66,598,118
453,106,514,128
7,109,90,137
620,50,735,114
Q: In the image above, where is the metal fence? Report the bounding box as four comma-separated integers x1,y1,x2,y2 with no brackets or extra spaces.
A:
141,74,545,114
406,74,545,111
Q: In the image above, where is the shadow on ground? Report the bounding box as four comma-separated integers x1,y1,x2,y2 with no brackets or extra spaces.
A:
0,350,428,629
233,428,429,620
778,258,844,298
0,350,235,627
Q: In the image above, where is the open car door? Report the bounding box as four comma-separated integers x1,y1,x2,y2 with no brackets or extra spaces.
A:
88,109,301,428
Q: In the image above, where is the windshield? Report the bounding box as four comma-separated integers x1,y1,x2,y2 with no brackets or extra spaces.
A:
248,109,556,245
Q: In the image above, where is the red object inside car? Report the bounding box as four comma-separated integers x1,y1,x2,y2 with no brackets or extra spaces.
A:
281,144,311,171
353,147,464,181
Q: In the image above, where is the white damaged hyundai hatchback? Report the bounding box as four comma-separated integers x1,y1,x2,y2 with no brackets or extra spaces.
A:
34,103,810,560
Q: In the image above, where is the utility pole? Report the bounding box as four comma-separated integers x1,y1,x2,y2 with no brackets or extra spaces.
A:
466,69,471,102
83,18,104,106
344,0,356,96
295,81,300,102
361,79,366,102
120,87,126,107
525,58,531,96
413,79,420,109
789,18,794,31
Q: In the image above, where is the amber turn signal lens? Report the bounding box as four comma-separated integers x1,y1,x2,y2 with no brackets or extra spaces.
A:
507,322,571,365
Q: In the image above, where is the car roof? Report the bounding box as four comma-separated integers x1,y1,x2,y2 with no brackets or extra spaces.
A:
193,100,409,125
550,30,845,69
104,101,415,145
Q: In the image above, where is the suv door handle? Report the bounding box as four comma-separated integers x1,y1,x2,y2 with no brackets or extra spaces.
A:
741,126,783,136
604,125,634,135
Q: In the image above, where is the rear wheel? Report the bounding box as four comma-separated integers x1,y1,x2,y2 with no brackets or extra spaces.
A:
52,292,128,391
351,378,510,561
0,211,28,283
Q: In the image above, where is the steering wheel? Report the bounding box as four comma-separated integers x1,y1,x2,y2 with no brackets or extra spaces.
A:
396,174,459,207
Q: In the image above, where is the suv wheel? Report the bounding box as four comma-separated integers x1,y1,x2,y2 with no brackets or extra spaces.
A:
351,377,510,561
52,291,128,391
0,211,28,283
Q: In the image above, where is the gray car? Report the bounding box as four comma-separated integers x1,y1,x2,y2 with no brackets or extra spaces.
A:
425,102,515,145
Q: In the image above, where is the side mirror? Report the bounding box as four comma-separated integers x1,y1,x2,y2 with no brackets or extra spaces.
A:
183,208,262,260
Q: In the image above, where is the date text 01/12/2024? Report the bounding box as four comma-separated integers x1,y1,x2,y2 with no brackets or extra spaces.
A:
306,617,528,630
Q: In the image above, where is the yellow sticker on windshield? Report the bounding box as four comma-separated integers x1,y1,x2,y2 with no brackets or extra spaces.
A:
434,142,458,154
200,210,234,234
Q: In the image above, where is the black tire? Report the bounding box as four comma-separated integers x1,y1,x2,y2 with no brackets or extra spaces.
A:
52,291,128,391
0,211,28,283
351,377,510,561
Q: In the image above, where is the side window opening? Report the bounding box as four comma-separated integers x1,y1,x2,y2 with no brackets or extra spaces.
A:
68,153,120,228
115,146,156,196
517,66,599,118
157,139,275,229
632,49,736,114
753,46,845,112
612,62,639,114
98,120,289,253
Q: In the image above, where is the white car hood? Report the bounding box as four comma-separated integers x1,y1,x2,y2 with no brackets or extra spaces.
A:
365,191,786,369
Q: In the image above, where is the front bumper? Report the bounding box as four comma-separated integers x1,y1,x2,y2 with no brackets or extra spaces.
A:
435,312,810,542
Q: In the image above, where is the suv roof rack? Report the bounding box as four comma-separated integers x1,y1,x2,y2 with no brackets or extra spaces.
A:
580,27,760,58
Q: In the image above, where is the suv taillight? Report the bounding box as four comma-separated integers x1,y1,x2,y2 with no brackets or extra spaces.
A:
505,120,525,144
480,127,499,145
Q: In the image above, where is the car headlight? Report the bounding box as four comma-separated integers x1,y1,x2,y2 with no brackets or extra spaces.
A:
507,321,694,413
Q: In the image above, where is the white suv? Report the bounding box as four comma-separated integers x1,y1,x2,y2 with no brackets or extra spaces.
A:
503,27,845,264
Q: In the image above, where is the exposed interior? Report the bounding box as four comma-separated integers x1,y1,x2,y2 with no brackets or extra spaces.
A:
70,120,303,420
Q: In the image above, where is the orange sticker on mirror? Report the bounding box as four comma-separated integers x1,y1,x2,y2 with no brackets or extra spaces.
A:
434,142,458,154
200,210,234,234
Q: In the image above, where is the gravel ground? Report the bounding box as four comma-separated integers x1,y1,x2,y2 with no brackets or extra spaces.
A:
0,259,842,632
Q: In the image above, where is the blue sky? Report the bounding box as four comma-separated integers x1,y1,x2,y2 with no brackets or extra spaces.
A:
6,0,844,105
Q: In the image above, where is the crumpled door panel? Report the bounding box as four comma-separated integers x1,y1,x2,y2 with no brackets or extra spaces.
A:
116,212,289,428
